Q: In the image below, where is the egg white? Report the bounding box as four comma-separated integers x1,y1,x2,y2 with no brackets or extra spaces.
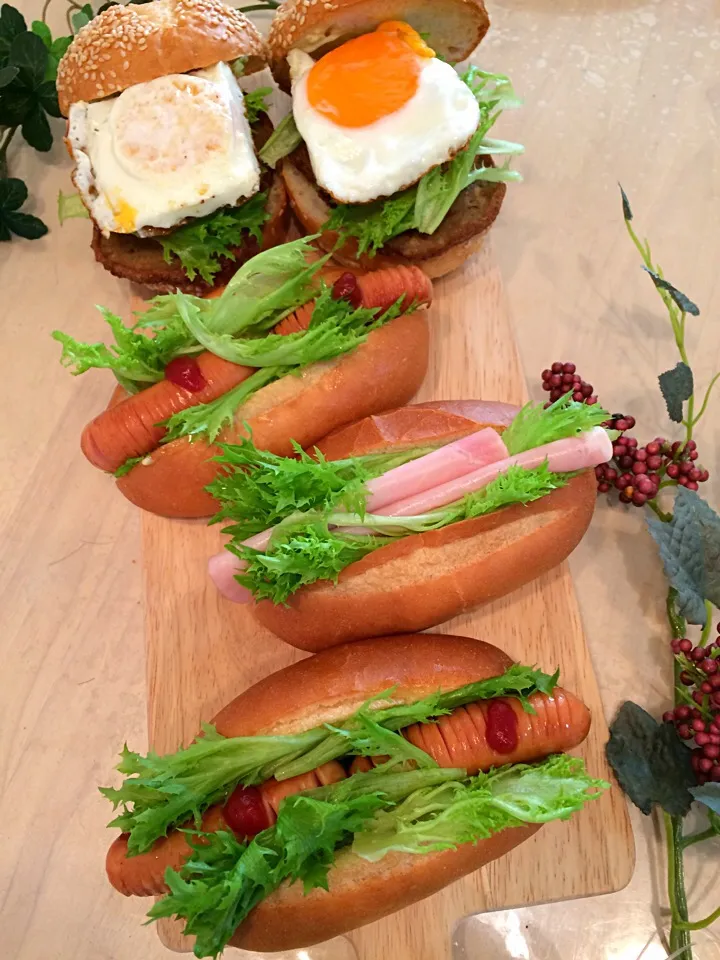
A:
67,61,260,236
288,48,481,205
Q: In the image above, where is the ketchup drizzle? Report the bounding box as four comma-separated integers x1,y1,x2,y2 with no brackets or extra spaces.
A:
485,700,519,754
223,784,270,838
164,356,207,393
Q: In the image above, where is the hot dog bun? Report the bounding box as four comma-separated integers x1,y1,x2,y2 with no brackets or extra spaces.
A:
107,634,591,948
250,402,597,648
116,311,430,517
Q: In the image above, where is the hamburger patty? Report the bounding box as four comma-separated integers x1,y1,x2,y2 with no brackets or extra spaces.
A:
89,114,289,294
287,143,506,262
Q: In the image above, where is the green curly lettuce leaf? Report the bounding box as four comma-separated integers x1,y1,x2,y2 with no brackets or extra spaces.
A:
502,393,611,455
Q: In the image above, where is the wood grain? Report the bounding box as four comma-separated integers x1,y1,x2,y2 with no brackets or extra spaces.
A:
143,243,634,959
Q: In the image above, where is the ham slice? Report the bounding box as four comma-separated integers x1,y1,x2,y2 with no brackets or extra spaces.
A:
208,551,252,603
365,428,508,512
379,427,612,517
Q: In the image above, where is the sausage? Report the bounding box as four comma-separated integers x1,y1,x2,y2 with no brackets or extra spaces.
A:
84,265,432,475
107,689,588,898
81,352,256,473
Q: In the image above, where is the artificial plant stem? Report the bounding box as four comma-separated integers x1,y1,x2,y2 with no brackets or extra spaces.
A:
693,371,720,425
665,813,692,958
0,126,18,178
680,827,717,850
700,601,713,646
676,905,720,932
648,498,673,522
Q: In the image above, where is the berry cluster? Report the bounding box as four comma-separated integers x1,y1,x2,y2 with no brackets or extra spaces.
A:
541,362,598,405
540,362,710,505
663,625,720,784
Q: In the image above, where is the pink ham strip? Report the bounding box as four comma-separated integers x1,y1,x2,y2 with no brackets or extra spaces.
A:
365,428,508,512
238,428,508,554
378,426,613,517
208,551,252,604
208,427,612,604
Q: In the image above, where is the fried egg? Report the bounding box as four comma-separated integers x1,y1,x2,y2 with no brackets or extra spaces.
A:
288,23,481,205
67,61,260,236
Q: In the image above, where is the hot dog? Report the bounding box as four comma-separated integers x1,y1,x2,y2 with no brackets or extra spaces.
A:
53,239,432,518
208,395,612,648
102,634,604,954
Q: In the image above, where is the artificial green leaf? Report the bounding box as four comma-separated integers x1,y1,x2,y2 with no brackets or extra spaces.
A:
258,110,302,167
49,34,72,62
57,189,90,223
646,488,720,624
658,361,694,423
9,29,47,87
0,62,16,85
3,209,47,238
502,392,611,455
30,19,51,47
0,84,31,124
642,267,700,317
619,183,633,221
690,783,720,817
0,4,27,61
243,86,271,124
35,77,60,116
606,701,695,816
159,192,269,284
0,175,27,210
21,102,52,150
71,8,91,32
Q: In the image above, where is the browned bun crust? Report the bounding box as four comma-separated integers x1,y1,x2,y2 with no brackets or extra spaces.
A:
231,823,538,951
281,154,505,279
57,0,267,115
268,0,490,83
90,170,289,294
116,311,430,516
251,408,597,647
313,399,518,459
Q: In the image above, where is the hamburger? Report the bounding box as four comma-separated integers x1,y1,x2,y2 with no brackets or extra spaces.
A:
262,0,523,278
56,0,289,293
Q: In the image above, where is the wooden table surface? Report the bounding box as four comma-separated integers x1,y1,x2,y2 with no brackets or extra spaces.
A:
2,2,719,959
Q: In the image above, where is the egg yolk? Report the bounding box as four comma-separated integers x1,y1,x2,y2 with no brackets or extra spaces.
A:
110,195,138,232
306,22,435,128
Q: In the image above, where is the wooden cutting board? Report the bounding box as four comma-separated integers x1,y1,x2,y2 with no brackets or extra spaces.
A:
140,243,634,959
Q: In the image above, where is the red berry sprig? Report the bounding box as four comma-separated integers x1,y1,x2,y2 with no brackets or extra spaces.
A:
540,363,710,504
541,362,598,405
663,624,720,785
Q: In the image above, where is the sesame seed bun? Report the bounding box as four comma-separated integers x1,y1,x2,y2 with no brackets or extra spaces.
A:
267,0,490,72
57,0,268,116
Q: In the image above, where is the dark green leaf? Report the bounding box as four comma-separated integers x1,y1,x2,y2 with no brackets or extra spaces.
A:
606,701,695,816
21,102,52,150
3,209,47,238
9,30,48,87
0,85,32,124
30,19,51,48
0,62,16,85
35,78,60,116
690,783,720,817
658,361,694,423
0,175,27,210
0,4,26,61
642,267,700,316
0,219,10,241
619,183,633,221
647,488,720,624
49,35,72,61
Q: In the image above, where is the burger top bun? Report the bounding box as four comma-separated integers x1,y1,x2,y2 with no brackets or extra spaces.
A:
267,0,490,68
56,0,268,115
